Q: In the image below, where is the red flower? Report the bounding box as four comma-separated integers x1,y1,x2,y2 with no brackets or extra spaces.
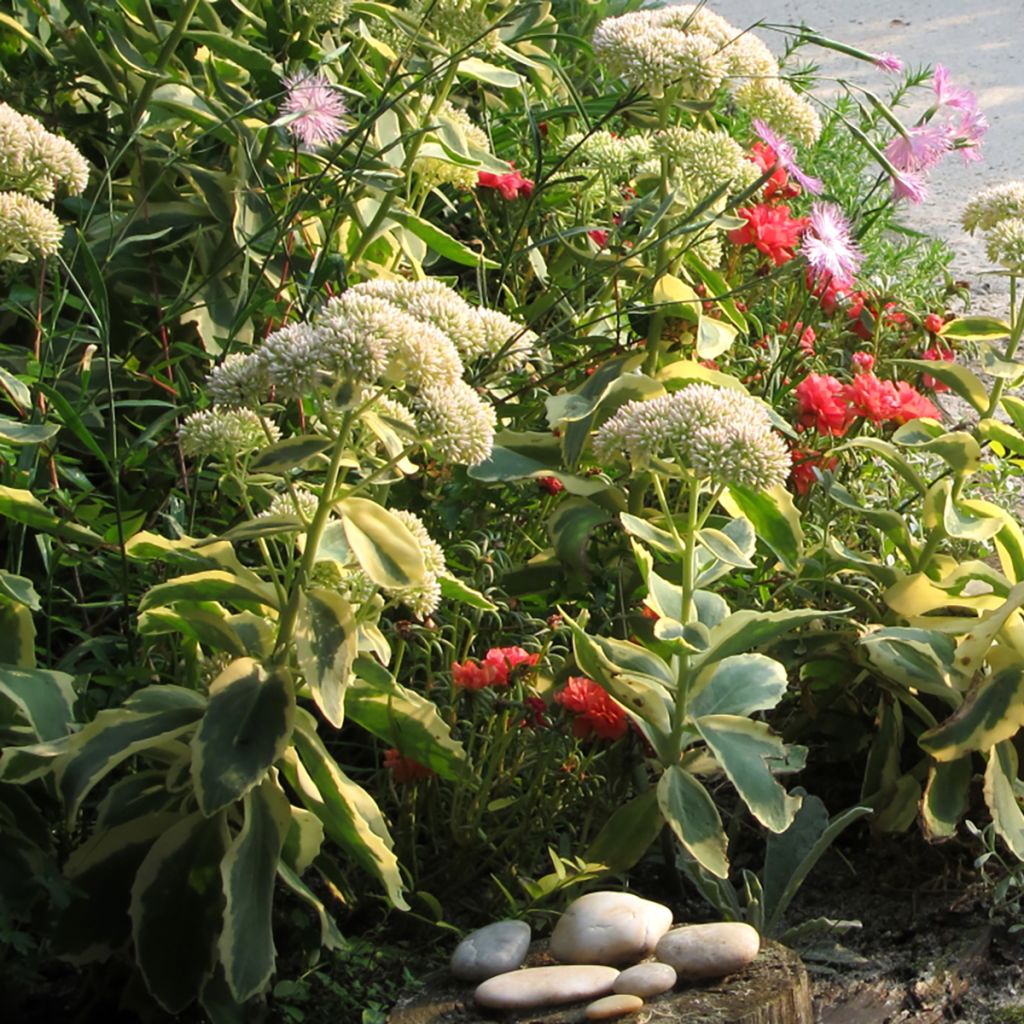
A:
924,313,946,335
538,475,565,495
589,229,610,247
478,162,534,200
453,646,539,690
728,204,808,266
554,677,628,741
790,447,838,495
808,271,852,315
891,381,941,424
921,346,955,392
383,748,434,783
843,372,901,424
794,373,851,436
851,352,876,374
748,142,801,201
780,320,815,356
452,659,501,690
521,696,549,729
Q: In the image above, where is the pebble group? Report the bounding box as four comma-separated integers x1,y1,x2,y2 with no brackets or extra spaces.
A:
450,890,761,1019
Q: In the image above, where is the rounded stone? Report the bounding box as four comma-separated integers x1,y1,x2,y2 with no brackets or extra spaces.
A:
585,993,645,1019
655,922,761,980
450,920,531,982
549,891,674,966
612,960,677,997
474,965,620,1010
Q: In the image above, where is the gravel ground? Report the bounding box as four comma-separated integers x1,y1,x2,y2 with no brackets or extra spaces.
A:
710,0,1024,315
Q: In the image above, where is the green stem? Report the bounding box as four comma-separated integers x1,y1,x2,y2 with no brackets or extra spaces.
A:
642,101,675,377
129,0,201,132
984,274,1023,418
272,415,353,661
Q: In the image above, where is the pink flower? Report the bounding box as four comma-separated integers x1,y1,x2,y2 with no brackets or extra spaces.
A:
751,119,824,196
844,373,901,424
790,447,837,495
794,373,851,436
873,52,904,73
728,203,809,266
921,345,955,392
884,124,951,174
555,677,628,741
891,381,940,424
801,202,863,287
950,106,989,164
933,65,978,112
478,163,534,200
851,352,875,374
279,72,347,149
891,170,929,205
483,646,539,683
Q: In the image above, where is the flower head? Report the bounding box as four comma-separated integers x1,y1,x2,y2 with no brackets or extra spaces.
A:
735,80,821,147
920,346,955,392
962,182,1024,234
985,218,1024,274
279,71,347,149
873,52,904,73
933,65,977,112
801,202,862,287
728,203,808,266
891,170,929,205
0,190,63,261
383,748,434,783
414,379,496,466
752,119,823,195
794,373,850,436
206,352,270,408
555,677,628,741
884,124,951,175
179,408,279,459
478,163,534,200
385,509,445,619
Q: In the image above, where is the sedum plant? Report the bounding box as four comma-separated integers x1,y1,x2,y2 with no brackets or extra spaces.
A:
0,278,540,1015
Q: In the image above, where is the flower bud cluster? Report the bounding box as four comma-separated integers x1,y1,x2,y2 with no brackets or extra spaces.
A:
414,101,491,192
593,382,790,491
0,103,88,263
179,408,280,460
963,182,1024,273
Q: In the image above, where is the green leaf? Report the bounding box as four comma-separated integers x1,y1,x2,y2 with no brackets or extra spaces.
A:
287,712,408,909
338,497,426,590
985,741,1024,860
0,570,41,610
0,601,34,668
0,366,30,410
55,812,183,965
1001,395,1024,434
138,602,248,657
219,778,291,1003
548,498,611,572
186,29,277,73
842,437,927,495
697,608,823,671
696,317,739,360
347,658,469,782
457,56,522,88
689,654,788,719
0,485,103,546
943,490,1004,541
438,574,497,611
192,658,295,817
980,417,1024,456
695,715,803,832
295,589,355,729
620,512,681,557
0,665,76,741
938,316,1011,341
696,527,755,569
721,484,803,571
277,862,345,951
585,788,663,873
921,756,971,842
0,417,59,445
919,666,1024,761
892,424,982,475
394,211,498,268
953,582,1024,690
140,570,279,612
657,765,729,878
282,806,324,876
221,515,304,542
859,628,958,703
56,705,204,823
895,360,989,413
130,811,229,1014
652,274,701,320
658,358,748,393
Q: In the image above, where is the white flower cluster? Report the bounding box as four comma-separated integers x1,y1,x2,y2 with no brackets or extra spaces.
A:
0,103,89,263
179,408,280,460
592,5,780,100
413,101,490,191
303,0,349,24
653,126,761,198
593,382,790,491
386,509,446,617
403,0,500,53
200,280,537,466
963,183,1024,271
733,80,821,148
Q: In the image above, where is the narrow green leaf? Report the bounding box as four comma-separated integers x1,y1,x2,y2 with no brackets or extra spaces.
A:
438,574,497,611
249,435,332,474
277,862,345,951
0,485,103,546
192,658,295,817
0,417,59,445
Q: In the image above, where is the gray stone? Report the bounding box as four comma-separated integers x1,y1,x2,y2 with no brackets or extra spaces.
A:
612,961,677,997
585,993,645,1019
549,891,673,966
474,965,620,1010
449,920,531,981
655,922,761,980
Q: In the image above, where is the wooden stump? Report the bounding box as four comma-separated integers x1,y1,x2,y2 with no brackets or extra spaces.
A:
389,940,812,1024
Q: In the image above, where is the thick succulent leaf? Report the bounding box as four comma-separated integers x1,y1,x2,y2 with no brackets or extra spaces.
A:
985,741,1024,860
953,583,1024,690
0,602,35,667
140,569,279,612
919,666,1024,761
696,608,823,671
657,765,729,879
287,712,408,910
192,658,295,817
54,812,182,964
347,657,469,782
219,777,291,1003
721,484,803,571
688,654,788,719
130,811,229,1014
859,628,958,704
695,715,803,832
277,862,346,951
294,588,356,728
338,497,426,589
921,756,972,842
0,665,76,741
282,806,324,875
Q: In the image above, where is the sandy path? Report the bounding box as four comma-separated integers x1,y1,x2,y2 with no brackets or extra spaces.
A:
710,0,1024,310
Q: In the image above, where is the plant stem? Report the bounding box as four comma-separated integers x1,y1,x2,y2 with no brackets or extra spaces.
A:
984,274,1023,418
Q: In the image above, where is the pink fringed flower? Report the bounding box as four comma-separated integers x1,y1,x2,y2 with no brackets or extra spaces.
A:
802,202,863,287
892,170,929,205
873,52,904,73
884,124,951,175
279,71,347,149
933,65,978,112
752,119,823,196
